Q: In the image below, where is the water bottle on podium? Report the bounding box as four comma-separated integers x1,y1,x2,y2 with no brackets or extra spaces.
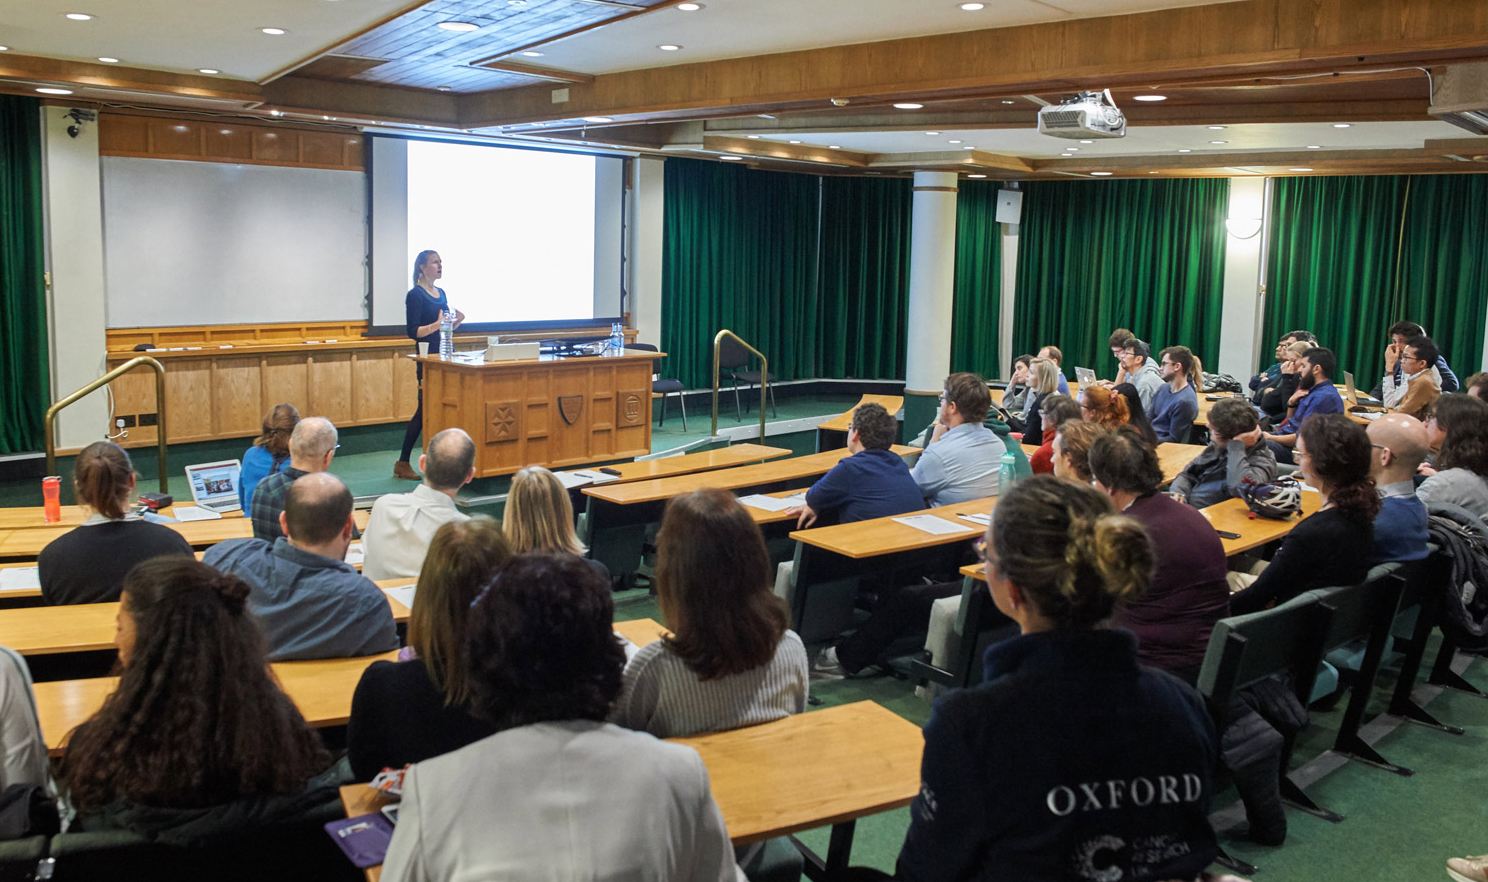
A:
439,311,454,359
609,322,625,355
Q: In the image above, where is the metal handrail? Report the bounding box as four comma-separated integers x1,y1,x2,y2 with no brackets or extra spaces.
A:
711,330,769,441
45,357,169,494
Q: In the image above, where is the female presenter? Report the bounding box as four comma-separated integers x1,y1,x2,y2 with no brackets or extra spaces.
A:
395,250,465,480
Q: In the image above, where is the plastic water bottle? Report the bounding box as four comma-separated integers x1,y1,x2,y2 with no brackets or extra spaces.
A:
609,322,625,355
998,451,1017,494
439,311,454,359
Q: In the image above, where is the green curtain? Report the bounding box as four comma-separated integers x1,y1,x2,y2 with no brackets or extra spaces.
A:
950,180,1004,378
1263,175,1411,381
815,176,911,379
1013,178,1230,379
660,158,821,389
0,96,49,455
1396,175,1488,378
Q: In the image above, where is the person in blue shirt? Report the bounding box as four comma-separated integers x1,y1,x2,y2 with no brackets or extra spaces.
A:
1150,345,1200,443
1037,345,1072,396
910,372,1007,506
1365,413,1431,565
238,403,299,511
1264,346,1345,464
788,402,921,528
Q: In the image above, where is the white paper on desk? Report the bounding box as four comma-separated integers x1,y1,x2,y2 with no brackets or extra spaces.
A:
383,584,417,610
555,471,591,490
893,515,977,536
737,493,807,512
572,470,620,485
958,512,992,526
0,568,40,591
171,506,222,521
345,542,365,565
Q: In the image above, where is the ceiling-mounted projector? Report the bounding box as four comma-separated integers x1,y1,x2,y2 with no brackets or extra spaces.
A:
1038,89,1126,139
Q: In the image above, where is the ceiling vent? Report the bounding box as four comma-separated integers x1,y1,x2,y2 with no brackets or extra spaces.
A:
1428,62,1488,135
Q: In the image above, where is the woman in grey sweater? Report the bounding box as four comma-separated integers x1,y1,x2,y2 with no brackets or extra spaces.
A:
612,488,807,738
1417,394,1488,519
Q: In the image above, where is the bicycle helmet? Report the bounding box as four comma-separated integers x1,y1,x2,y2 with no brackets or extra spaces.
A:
1241,476,1303,520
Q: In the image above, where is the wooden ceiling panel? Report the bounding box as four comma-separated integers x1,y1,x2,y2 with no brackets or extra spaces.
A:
295,55,392,81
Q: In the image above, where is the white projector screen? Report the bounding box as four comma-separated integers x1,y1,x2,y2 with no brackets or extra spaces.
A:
368,135,626,335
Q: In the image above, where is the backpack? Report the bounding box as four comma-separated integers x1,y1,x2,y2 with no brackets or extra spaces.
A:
1424,503,1488,652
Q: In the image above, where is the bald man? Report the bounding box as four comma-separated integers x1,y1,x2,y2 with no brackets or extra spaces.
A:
250,416,340,542
206,472,398,660
1366,413,1432,565
363,428,475,580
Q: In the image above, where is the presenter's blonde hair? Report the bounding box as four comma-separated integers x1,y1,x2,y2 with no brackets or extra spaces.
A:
1029,357,1060,396
504,466,586,556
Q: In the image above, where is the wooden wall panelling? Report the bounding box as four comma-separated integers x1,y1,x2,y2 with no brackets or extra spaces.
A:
164,360,215,443
394,355,419,421
203,124,254,161
146,119,203,158
519,367,551,470
106,368,158,447
351,350,397,424
99,113,365,172
307,353,355,425
583,362,616,462
102,114,148,154
260,356,311,420
212,356,263,438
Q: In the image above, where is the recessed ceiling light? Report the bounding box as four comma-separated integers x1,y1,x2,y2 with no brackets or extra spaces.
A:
746,135,760,139
658,44,681,51
968,174,987,178
1177,148,1192,153
0,46,8,51
925,131,940,135
828,145,840,149
269,109,282,116
521,50,544,57
322,115,330,120
960,2,985,9
1091,171,1113,176
1133,95,1167,102
720,155,742,160
583,116,612,123
963,146,975,150
1290,167,1313,172
508,0,527,5
1207,125,1227,130
438,21,479,31
677,1,704,9
1333,123,1351,128
1306,145,1322,149
1209,140,1227,145
437,85,452,92
260,27,287,35
98,57,119,63
789,140,801,144
1001,100,1015,104
1060,152,1073,157
947,139,962,144
894,102,924,110
1079,140,1094,144
65,13,94,21
36,87,74,95
198,68,219,74
1066,147,1078,151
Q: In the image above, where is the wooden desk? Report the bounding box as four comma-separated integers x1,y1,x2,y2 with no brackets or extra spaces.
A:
579,447,917,581
0,580,414,658
340,701,922,880
786,497,991,643
614,617,667,648
37,651,399,756
1018,442,1201,486
1198,491,1319,557
557,443,790,488
0,504,244,530
416,350,662,478
815,395,906,452
0,509,370,560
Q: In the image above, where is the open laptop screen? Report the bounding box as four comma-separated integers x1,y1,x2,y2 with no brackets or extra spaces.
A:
185,461,241,511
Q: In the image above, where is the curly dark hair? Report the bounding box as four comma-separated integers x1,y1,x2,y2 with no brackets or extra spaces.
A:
656,489,788,680
1434,393,1488,476
1298,414,1381,524
850,402,897,450
59,558,327,814
466,552,624,731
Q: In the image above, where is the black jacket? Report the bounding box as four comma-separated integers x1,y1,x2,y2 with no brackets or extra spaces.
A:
896,630,1219,882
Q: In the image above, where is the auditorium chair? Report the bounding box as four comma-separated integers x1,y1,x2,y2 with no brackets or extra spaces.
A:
628,343,687,430
718,335,777,420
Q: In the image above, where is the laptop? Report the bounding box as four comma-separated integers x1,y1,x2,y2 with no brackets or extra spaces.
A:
184,460,243,513
1074,367,1096,387
1343,371,1383,410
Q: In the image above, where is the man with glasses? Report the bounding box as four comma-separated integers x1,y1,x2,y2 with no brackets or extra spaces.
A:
250,416,347,542
1381,334,1442,421
1151,345,1200,444
1263,347,1344,464
1114,337,1163,412
909,373,1009,506
1372,320,1458,398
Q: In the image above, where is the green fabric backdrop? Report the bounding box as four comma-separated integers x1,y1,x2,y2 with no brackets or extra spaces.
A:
1265,174,1488,381
1012,178,1230,380
950,180,1005,378
660,159,914,389
0,96,49,455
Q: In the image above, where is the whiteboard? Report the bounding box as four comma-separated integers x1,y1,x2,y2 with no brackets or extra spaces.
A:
101,157,367,327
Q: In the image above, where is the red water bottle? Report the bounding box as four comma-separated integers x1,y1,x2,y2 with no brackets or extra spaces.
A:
42,476,62,523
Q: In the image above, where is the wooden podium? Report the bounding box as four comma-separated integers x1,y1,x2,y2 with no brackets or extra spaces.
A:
415,350,663,478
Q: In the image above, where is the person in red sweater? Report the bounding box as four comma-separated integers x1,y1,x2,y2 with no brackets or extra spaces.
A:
1027,395,1082,474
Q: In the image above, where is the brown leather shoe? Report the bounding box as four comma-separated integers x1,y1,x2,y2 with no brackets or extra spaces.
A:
392,460,420,480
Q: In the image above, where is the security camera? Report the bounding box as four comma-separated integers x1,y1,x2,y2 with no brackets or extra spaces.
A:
830,98,849,107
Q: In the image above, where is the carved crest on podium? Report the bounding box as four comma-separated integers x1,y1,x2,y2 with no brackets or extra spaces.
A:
485,401,519,444
620,393,644,427
558,395,585,426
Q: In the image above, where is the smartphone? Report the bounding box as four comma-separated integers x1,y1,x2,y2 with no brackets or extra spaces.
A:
1216,530,1242,540
599,467,623,476
381,803,400,825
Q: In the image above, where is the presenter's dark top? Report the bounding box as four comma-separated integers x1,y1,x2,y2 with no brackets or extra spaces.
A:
38,516,194,605
346,656,496,780
405,285,450,353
